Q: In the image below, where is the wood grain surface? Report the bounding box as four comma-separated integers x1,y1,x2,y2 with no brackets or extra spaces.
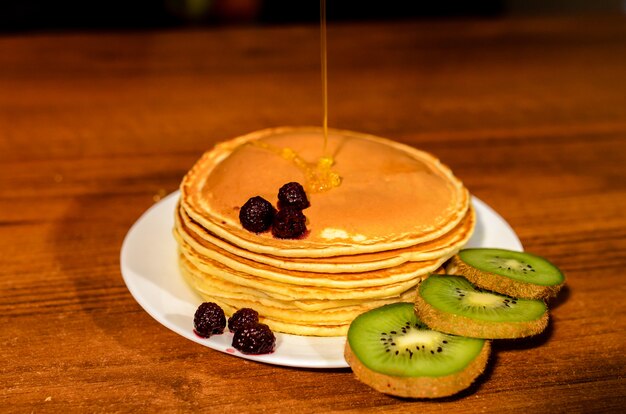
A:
1,17,625,413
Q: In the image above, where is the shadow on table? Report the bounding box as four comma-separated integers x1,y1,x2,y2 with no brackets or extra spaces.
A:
548,284,570,310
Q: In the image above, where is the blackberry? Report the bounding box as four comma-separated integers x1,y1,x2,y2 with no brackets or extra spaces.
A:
193,302,226,338
232,323,276,355
278,182,310,210
239,196,276,233
271,207,307,239
228,308,260,333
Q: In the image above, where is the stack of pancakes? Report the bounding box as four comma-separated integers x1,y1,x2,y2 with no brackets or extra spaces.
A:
174,127,474,336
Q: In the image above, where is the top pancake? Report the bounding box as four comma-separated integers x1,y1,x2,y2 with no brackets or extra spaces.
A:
180,127,469,258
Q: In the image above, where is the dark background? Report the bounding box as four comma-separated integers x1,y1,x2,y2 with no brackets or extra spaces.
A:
0,0,623,33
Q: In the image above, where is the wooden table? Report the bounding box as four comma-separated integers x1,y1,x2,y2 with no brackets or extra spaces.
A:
1,17,625,412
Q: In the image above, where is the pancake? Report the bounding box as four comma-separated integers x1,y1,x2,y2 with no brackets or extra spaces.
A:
175,127,474,336
202,296,351,336
180,255,418,336
175,201,475,274
180,127,470,258
179,256,418,312
175,216,457,289
180,257,415,314
178,248,426,300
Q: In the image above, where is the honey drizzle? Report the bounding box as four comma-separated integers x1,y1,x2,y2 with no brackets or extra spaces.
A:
244,0,340,194
249,141,341,193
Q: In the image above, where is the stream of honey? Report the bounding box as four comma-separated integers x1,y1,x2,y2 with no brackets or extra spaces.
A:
249,0,340,193
321,0,329,155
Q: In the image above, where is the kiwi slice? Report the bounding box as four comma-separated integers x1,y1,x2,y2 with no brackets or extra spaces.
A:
415,275,548,339
447,248,565,299
345,302,490,399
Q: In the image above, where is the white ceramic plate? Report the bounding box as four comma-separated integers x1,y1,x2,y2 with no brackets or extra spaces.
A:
120,191,522,369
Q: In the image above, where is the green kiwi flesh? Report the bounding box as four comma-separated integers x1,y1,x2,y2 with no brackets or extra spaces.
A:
449,248,564,299
416,275,548,339
345,302,490,398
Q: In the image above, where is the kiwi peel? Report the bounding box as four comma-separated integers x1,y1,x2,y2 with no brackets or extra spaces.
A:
447,248,565,300
415,275,549,339
345,302,490,398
